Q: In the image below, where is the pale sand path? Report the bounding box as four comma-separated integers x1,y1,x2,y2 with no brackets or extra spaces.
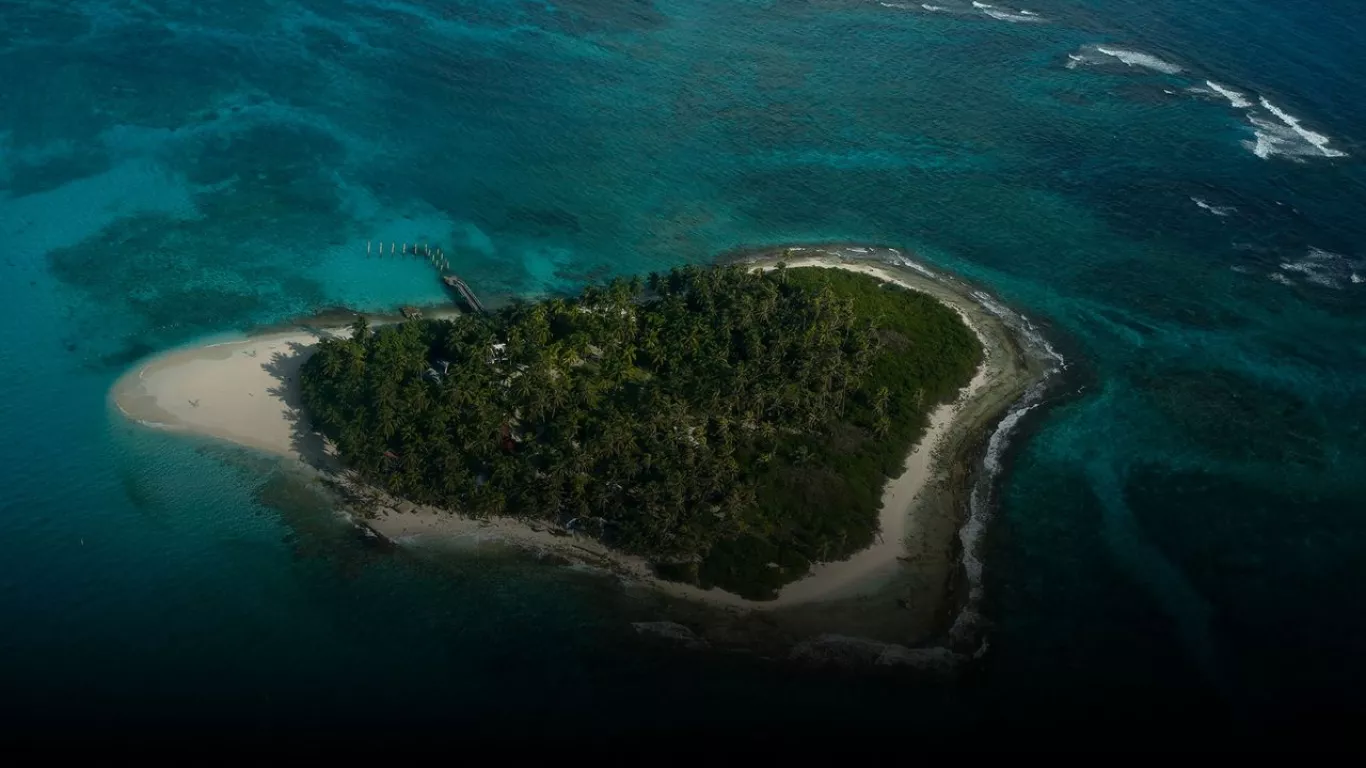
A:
111,259,1031,613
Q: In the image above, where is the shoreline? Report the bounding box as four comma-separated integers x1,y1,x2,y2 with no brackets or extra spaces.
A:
110,246,1055,648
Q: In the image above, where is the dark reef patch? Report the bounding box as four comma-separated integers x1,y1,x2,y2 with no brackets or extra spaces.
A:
2,145,114,198
46,202,333,358
1133,366,1326,468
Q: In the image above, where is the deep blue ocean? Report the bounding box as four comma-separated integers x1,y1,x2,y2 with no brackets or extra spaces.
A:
2,0,1364,741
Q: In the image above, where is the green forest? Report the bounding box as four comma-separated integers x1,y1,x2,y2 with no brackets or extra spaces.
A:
299,264,981,598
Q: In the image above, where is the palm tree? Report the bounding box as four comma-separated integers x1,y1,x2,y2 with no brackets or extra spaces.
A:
873,386,891,417
873,415,891,439
350,315,370,342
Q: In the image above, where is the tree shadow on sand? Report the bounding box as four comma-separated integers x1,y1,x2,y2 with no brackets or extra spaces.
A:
261,340,340,472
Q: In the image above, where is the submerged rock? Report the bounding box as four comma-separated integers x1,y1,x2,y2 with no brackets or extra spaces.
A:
788,634,962,674
632,621,710,650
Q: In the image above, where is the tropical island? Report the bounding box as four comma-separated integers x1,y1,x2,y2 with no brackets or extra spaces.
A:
113,246,1052,656
298,263,981,599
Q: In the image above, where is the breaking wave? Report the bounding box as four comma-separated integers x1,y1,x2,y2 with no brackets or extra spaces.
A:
1192,80,1254,109
982,8,1043,23
895,256,936,278
1244,97,1349,160
875,0,1043,21
968,2,1043,22
1066,42,1346,162
950,395,1042,646
1067,44,1184,74
969,289,1067,371
946,290,1066,650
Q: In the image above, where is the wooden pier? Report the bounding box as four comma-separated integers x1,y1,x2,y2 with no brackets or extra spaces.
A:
443,274,486,314
366,240,485,314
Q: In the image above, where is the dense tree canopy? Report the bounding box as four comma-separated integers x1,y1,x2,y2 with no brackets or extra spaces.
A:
300,265,980,598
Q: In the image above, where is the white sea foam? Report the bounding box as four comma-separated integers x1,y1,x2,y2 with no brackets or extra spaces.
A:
982,400,1035,478
960,0,1044,22
1190,197,1236,217
983,8,1044,22
1092,45,1183,74
1278,261,1331,286
920,3,948,10
1069,44,1182,74
1268,272,1295,287
1183,79,1346,161
1274,247,1362,289
1205,80,1253,109
949,287,1065,648
950,385,1048,649
971,290,1067,369
891,253,936,278
1246,97,1348,160
1246,117,1328,160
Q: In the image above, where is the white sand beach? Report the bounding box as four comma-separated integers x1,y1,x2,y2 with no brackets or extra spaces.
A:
111,257,1036,615
113,328,349,462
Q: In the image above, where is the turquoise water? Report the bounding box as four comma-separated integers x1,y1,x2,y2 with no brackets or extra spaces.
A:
2,0,1364,738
